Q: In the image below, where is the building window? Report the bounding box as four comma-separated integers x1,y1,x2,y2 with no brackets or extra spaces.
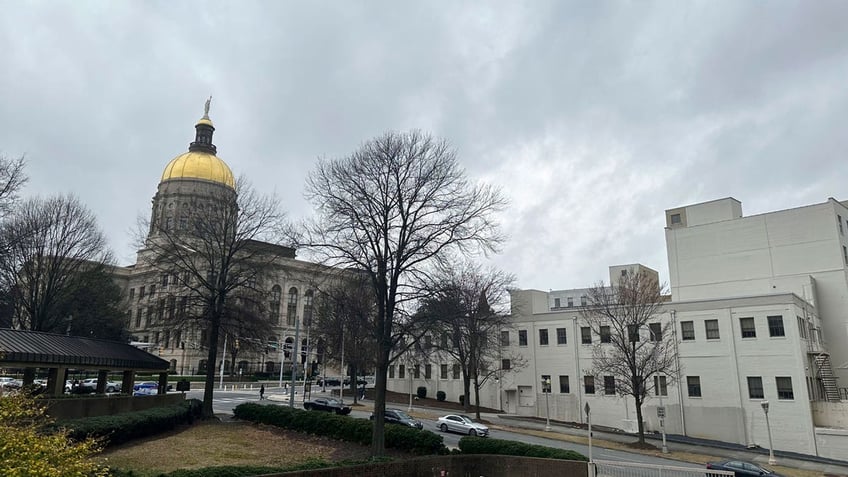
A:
452,364,460,379
518,330,528,346
303,290,314,326
687,376,702,397
649,323,662,342
556,328,567,345
767,316,785,337
161,274,169,286
554,298,561,308
135,309,142,328
839,215,844,234
843,245,847,266
424,335,432,349
776,377,794,400
440,364,448,379
413,365,420,379
139,286,146,299
149,284,155,297
287,287,298,326
581,295,588,306
747,376,764,399
670,213,681,225
500,330,510,346
740,317,756,338
681,321,695,341
705,319,720,339
628,324,640,342
567,297,574,308
539,329,549,346
584,376,595,394
398,365,405,379
604,376,616,395
581,326,592,344
129,288,135,300
600,326,611,343
541,375,551,393
797,316,808,339
654,375,668,396
425,364,432,379
164,330,170,348
388,366,395,379
559,375,570,393
501,359,511,370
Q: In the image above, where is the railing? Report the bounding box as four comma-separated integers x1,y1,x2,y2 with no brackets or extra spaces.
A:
839,388,848,401
593,460,734,477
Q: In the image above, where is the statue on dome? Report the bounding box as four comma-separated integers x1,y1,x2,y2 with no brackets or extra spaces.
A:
203,96,212,118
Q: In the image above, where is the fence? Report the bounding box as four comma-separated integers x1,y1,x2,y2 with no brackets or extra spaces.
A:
593,460,734,477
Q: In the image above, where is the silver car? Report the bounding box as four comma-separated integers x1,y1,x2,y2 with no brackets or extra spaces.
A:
437,414,489,437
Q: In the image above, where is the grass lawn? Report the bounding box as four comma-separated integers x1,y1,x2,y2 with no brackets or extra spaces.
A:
98,420,387,477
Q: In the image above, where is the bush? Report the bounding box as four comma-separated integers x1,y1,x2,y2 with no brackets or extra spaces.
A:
458,436,588,461
416,386,427,399
57,399,202,447
233,402,445,455
436,391,446,402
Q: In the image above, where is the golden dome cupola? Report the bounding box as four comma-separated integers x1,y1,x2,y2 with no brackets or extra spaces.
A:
160,97,236,189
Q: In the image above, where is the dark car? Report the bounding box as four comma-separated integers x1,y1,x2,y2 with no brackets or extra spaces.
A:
303,397,352,415
370,408,423,429
706,460,781,477
317,377,342,387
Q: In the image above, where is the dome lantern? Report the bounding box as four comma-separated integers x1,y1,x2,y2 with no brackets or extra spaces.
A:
189,96,217,154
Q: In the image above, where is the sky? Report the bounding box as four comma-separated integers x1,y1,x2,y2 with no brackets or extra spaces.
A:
1,1,847,292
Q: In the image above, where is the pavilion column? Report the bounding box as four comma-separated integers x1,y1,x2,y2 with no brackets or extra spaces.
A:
46,367,67,396
121,370,135,395
96,370,108,394
158,372,168,395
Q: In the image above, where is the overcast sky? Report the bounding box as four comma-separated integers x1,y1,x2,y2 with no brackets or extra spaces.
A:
1,1,846,291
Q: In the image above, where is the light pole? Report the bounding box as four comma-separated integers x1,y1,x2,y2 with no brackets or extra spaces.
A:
542,376,551,431
585,402,593,477
761,400,776,465
408,363,414,412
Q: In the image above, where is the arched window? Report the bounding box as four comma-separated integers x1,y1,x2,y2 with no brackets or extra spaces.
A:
286,287,298,326
169,359,177,373
303,290,314,326
270,285,282,324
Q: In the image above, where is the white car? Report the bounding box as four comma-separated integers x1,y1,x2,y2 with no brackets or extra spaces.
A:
437,414,490,437
80,378,122,393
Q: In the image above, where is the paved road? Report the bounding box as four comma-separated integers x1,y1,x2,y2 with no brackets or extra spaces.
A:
189,388,702,469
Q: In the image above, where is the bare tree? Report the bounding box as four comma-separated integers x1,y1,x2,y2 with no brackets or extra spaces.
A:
301,130,506,456
138,177,288,418
0,194,112,333
311,273,378,403
0,153,27,219
417,260,523,420
579,270,675,446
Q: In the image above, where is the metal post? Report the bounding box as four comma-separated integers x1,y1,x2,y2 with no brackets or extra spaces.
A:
658,404,668,453
289,318,300,408
408,363,414,412
219,334,227,390
278,336,286,388
543,377,551,431
586,402,593,477
339,326,345,404
761,400,776,465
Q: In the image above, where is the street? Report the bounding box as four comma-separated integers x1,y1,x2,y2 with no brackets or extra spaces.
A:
186,387,702,469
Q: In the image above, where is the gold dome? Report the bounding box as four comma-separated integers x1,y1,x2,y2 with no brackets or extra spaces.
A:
160,151,235,189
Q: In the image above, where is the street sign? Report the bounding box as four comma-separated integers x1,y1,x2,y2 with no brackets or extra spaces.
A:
657,406,666,418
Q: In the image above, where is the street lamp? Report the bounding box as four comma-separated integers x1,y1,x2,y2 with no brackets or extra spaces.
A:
408,363,414,412
585,402,592,463
542,376,551,431
760,400,776,465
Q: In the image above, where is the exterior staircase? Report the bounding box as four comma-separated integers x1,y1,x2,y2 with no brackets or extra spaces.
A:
814,353,842,402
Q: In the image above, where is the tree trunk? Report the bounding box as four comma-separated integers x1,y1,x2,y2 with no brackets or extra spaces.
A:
371,356,388,457
202,317,221,419
635,397,645,445
473,377,482,420
350,363,358,404
462,374,472,412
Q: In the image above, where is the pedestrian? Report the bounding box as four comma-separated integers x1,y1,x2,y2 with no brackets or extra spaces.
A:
360,383,366,400
259,384,265,400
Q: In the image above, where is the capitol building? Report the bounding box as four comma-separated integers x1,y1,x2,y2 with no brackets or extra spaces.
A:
111,102,331,378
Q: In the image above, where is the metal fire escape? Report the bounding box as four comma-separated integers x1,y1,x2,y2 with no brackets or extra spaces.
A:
814,353,842,402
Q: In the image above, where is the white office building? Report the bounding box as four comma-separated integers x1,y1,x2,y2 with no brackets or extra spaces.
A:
388,197,848,459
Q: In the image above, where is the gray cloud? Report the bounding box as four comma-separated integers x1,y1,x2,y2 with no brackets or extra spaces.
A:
1,0,846,291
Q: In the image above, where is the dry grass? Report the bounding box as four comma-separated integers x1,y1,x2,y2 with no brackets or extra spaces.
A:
98,421,379,477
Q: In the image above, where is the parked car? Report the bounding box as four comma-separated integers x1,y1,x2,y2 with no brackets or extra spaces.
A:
370,408,423,429
303,397,352,415
0,377,21,390
316,376,342,387
437,414,489,437
80,378,122,393
706,460,782,477
132,382,159,396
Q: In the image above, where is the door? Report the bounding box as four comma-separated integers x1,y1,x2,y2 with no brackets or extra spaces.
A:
518,386,534,407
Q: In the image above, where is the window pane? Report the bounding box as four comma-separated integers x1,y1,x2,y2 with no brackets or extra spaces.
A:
654,375,668,396
539,329,549,346
687,376,701,397
556,328,567,345
584,376,595,394
740,317,756,338
681,321,695,340
541,374,551,393
649,323,662,342
518,330,528,346
600,326,611,343
629,325,640,342
500,331,510,346
776,377,794,399
581,327,592,344
604,376,616,395
501,359,511,370
559,375,570,393
747,376,764,399
705,319,720,339
768,316,785,337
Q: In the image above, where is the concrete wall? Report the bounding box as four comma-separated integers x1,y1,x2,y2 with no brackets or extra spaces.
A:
815,428,848,461
44,393,185,420
812,401,848,428
272,455,589,477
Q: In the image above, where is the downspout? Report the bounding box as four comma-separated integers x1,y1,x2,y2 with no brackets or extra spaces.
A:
727,307,751,446
573,317,584,424
671,310,686,436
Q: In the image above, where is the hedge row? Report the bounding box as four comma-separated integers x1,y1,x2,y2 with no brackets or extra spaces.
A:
111,458,334,477
233,403,445,455
458,436,588,461
56,399,202,447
